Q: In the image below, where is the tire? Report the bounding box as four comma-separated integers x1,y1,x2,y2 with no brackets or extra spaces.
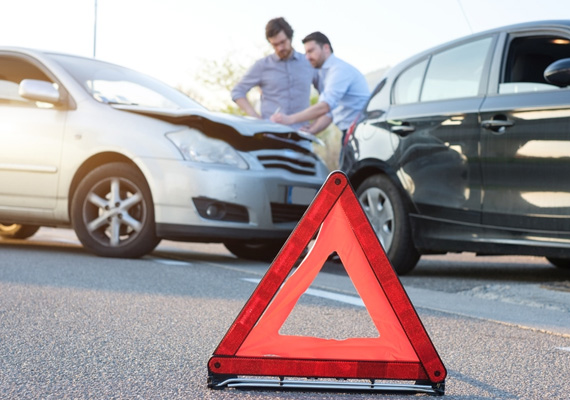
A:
0,223,40,239
546,257,570,269
357,174,420,275
224,239,285,262
71,162,160,258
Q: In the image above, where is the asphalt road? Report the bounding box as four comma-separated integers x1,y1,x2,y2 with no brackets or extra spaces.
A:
0,228,569,399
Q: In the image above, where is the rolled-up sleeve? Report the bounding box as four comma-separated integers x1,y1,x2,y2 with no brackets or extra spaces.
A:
318,65,352,110
231,60,262,101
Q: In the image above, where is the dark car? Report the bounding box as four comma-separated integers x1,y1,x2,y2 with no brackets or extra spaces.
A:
341,20,570,274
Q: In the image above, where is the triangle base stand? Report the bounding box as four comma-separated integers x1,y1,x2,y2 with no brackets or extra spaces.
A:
208,375,445,396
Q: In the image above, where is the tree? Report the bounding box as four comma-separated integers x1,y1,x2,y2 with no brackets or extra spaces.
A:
184,49,268,114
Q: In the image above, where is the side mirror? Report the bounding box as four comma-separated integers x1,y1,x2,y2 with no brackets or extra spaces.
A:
544,58,570,87
18,79,61,104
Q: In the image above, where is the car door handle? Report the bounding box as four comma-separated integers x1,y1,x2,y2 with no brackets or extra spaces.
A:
390,125,416,136
481,119,515,134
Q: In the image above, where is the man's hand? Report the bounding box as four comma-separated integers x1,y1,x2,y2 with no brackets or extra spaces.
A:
298,124,314,134
270,112,292,125
271,102,330,129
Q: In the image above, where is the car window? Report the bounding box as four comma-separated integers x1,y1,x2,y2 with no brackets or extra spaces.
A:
500,35,570,94
421,37,493,102
366,78,387,112
0,56,52,108
392,59,428,105
49,53,206,111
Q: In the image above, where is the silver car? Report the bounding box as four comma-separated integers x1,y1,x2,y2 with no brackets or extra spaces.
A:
0,47,328,260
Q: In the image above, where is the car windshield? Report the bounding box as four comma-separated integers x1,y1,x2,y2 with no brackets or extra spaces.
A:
48,53,206,110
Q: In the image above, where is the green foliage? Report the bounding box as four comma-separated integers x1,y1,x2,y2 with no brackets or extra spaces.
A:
200,58,245,94
310,88,319,105
198,57,248,114
189,48,271,115
312,124,341,171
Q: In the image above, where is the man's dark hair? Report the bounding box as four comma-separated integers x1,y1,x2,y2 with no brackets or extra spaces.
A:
302,31,334,53
266,17,293,40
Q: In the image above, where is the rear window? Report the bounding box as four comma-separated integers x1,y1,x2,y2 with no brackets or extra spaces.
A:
392,36,493,105
421,37,493,102
392,59,428,105
366,78,387,112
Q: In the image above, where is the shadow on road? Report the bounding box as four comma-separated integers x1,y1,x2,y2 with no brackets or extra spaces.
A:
2,233,569,296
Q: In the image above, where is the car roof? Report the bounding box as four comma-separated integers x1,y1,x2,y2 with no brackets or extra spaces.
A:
435,19,570,50
385,20,570,80
0,46,127,70
0,45,86,56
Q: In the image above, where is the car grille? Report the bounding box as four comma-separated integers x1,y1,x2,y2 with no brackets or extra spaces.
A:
256,151,317,176
271,202,308,223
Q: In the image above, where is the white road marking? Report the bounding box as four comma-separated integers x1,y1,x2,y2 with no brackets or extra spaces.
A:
48,238,81,245
242,278,364,307
556,347,570,352
151,258,193,266
206,263,570,338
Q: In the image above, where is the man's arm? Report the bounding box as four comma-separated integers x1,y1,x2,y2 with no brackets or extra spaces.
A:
234,97,261,118
301,114,333,135
231,60,262,118
270,101,330,126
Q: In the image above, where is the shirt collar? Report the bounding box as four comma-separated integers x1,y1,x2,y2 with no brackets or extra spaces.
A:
290,49,302,60
271,49,302,62
321,53,336,70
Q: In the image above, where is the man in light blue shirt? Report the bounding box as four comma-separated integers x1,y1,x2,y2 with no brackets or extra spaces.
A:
271,31,370,138
231,18,316,130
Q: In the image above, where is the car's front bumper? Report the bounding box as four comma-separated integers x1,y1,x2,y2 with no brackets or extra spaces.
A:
138,157,327,242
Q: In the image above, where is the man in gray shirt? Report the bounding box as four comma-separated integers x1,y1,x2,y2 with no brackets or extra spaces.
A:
231,17,316,130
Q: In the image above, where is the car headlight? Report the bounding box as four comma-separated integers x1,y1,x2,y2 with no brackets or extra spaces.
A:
166,128,248,170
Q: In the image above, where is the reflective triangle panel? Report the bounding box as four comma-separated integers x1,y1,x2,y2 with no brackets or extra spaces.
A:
209,171,446,384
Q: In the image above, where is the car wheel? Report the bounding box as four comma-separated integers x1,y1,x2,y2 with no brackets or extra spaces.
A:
224,240,285,262
357,174,420,275
0,223,40,239
71,162,160,258
546,257,570,269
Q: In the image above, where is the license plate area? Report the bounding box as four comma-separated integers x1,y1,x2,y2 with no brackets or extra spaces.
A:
286,186,317,205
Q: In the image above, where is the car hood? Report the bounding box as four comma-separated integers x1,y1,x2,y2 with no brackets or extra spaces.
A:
112,104,322,153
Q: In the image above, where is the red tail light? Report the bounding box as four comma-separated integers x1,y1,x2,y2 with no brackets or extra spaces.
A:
343,114,360,146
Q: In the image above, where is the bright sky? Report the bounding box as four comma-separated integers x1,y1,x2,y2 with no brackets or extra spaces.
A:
2,0,570,107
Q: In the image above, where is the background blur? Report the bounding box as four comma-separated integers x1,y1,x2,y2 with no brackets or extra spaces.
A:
2,0,570,168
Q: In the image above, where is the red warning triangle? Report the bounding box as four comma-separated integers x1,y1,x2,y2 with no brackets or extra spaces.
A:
208,171,446,390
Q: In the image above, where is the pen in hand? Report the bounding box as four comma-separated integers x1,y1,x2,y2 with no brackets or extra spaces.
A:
270,106,282,123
